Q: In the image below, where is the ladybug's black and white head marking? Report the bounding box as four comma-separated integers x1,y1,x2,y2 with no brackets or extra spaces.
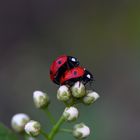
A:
86,74,91,79
68,56,79,67
83,69,93,84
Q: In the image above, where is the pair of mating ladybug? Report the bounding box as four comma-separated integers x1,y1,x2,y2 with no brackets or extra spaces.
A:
50,55,93,86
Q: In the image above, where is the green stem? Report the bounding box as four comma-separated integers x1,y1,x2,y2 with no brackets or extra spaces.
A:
60,128,72,133
48,115,65,140
44,108,56,125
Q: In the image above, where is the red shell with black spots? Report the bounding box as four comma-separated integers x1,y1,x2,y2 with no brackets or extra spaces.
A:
60,66,85,85
50,55,68,82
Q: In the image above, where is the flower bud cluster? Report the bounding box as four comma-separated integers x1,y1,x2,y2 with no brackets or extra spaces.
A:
57,81,99,139
11,90,50,137
11,113,41,137
57,81,100,105
11,113,30,133
10,80,99,140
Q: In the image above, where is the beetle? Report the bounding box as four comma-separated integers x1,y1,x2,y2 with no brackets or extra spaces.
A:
60,66,93,86
50,55,79,84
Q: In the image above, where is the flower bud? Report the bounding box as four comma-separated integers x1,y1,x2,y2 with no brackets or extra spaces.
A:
33,91,50,109
73,123,90,139
11,113,30,132
83,90,100,105
24,120,41,137
57,85,71,101
63,106,79,121
71,81,86,98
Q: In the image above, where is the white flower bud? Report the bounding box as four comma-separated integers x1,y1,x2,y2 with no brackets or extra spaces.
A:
24,120,41,137
83,90,100,105
11,113,30,132
73,123,90,139
71,81,86,98
63,106,79,121
33,91,50,109
57,85,71,101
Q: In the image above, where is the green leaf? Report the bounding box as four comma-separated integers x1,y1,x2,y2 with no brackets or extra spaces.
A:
0,123,18,140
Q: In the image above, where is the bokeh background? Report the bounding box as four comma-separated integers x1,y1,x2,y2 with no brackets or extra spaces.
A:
0,0,140,140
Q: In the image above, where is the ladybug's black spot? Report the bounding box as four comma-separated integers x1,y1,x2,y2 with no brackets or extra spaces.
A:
73,71,77,75
58,60,62,64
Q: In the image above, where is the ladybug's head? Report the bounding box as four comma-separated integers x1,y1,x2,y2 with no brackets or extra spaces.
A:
83,69,93,84
68,56,79,67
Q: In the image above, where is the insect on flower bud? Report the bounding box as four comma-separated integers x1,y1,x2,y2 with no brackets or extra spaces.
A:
73,123,90,139
33,91,50,109
24,120,41,137
11,113,30,133
57,85,71,101
71,81,86,98
83,90,100,105
63,106,79,121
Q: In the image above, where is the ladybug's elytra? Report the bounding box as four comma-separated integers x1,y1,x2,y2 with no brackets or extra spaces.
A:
60,66,93,86
50,55,79,84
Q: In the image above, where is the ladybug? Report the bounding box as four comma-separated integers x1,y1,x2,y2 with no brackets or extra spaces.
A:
60,66,93,86
50,55,79,84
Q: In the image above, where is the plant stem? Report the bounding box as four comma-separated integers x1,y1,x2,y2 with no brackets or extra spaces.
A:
48,115,65,140
44,108,56,125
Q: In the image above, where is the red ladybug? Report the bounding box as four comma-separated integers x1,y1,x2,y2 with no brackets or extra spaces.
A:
50,55,79,84
60,66,93,86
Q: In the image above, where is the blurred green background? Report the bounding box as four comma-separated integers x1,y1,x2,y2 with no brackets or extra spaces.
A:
0,0,140,140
